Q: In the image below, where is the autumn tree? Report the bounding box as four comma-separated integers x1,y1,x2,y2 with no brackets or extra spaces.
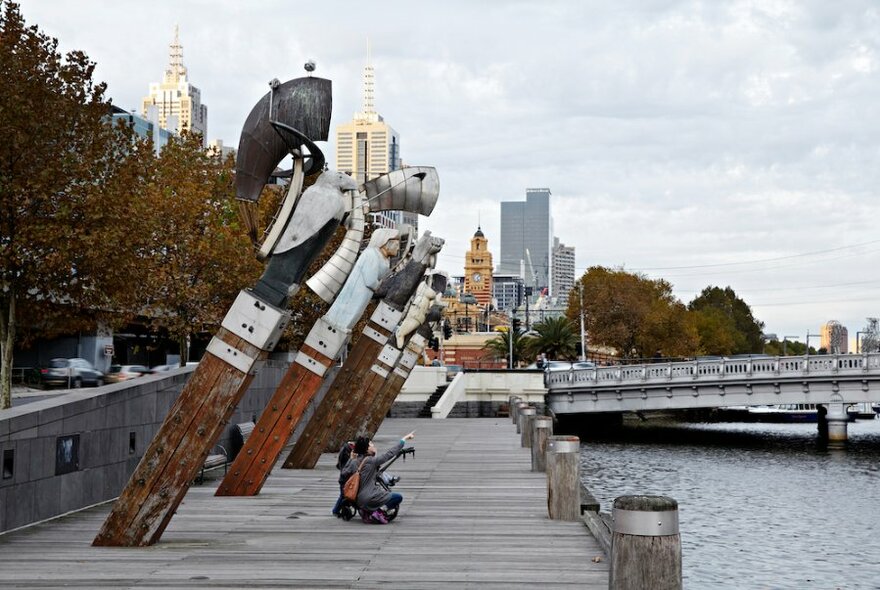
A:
0,2,146,408
688,286,764,355
137,136,262,364
566,266,699,359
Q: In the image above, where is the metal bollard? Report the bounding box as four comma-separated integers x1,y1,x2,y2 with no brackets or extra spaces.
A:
610,495,682,590
519,407,537,447
545,435,580,521
510,396,522,424
530,416,553,472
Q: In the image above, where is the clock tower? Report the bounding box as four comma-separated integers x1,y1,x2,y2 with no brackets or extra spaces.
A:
463,226,494,307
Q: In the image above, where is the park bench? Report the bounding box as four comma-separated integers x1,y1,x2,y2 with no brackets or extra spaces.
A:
196,421,255,484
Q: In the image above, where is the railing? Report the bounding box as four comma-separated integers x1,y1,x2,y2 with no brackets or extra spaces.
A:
546,353,880,390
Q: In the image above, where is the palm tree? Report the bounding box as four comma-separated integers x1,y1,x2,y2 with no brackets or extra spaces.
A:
528,316,579,360
482,328,533,368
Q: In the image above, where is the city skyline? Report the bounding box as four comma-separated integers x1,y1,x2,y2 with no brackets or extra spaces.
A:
21,0,880,343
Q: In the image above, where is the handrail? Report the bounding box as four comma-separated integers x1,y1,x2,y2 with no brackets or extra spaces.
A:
430,372,467,419
546,353,880,391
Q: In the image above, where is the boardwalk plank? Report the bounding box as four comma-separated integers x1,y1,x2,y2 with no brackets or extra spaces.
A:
0,418,607,588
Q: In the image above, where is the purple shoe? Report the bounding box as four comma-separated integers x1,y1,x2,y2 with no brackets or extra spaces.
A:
371,510,389,524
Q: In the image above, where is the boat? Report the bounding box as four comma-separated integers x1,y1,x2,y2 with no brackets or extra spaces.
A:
874,403,880,416
846,403,877,420
748,404,819,423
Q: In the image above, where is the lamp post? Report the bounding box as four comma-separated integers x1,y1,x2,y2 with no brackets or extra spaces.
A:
805,331,820,355
508,310,514,370
579,283,586,362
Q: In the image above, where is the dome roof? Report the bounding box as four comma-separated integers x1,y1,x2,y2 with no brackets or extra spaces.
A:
474,226,485,238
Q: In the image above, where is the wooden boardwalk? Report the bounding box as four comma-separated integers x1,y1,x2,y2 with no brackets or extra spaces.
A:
0,418,608,589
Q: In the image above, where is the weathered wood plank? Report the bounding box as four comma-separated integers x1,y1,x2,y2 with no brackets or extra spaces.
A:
93,328,264,546
282,326,387,469
216,344,331,496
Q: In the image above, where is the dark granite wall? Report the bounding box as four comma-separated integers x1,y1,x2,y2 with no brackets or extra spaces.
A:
0,360,288,534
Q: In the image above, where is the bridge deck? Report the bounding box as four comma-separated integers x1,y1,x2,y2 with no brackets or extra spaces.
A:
0,418,608,589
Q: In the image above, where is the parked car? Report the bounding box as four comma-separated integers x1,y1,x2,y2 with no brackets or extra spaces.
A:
40,358,104,389
105,364,150,383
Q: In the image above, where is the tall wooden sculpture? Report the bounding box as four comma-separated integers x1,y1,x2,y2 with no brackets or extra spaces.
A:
339,273,448,445
216,170,440,496
281,244,444,470
94,75,337,547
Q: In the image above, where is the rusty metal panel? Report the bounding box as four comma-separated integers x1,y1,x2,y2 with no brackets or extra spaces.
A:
235,76,332,203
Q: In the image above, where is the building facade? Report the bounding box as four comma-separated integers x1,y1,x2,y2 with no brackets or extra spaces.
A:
552,237,576,306
335,55,411,231
492,274,524,314
499,188,552,293
462,227,494,308
141,26,208,146
110,106,173,154
820,320,848,354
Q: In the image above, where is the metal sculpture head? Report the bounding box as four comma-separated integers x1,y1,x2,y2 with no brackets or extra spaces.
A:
362,167,440,216
235,76,332,204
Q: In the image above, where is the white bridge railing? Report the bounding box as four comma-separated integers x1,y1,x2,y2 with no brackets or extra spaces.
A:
545,353,880,391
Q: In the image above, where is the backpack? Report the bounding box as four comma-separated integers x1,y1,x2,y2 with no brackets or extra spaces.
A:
343,458,367,502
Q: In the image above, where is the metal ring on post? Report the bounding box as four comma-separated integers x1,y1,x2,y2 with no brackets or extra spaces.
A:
547,437,580,454
612,508,680,537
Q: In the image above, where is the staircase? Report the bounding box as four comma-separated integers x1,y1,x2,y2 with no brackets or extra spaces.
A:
418,384,448,418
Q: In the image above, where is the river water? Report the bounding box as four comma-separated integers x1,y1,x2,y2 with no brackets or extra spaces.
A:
578,417,880,589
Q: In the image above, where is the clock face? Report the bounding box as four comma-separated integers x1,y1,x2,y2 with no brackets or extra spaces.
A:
472,272,482,283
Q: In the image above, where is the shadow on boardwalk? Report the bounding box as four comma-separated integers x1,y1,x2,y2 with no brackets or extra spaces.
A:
0,418,608,589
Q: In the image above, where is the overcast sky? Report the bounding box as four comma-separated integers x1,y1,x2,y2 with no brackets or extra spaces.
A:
22,0,880,347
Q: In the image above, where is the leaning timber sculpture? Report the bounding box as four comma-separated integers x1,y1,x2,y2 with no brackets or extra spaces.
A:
281,238,445,470
351,272,450,441
94,66,441,545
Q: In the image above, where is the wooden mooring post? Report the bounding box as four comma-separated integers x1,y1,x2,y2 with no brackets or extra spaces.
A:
515,402,530,434
610,495,682,590
545,435,581,521
509,396,522,424
519,407,537,447
530,416,553,472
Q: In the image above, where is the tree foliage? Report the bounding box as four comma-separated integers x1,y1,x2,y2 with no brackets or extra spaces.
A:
566,266,699,359
483,328,531,368
688,286,765,355
526,316,579,360
0,1,146,407
136,136,262,363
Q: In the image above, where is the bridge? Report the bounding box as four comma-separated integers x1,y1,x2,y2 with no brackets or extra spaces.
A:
544,353,880,440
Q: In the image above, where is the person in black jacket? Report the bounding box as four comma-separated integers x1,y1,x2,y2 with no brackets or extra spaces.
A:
341,431,415,523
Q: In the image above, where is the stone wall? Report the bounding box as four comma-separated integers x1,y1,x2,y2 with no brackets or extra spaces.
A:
0,360,288,534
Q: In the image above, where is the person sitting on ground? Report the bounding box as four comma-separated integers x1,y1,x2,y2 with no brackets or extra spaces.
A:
341,431,415,523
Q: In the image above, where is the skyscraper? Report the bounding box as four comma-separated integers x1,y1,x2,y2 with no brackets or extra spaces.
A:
499,188,553,293
552,238,576,306
141,26,208,146
335,50,412,231
820,320,848,354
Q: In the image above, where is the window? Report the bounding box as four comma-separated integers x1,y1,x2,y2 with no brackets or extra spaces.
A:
55,435,80,476
2,449,13,480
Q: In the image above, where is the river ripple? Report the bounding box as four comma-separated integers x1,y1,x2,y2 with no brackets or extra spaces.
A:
578,418,880,589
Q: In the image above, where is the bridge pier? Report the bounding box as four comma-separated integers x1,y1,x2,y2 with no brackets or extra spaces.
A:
824,403,848,447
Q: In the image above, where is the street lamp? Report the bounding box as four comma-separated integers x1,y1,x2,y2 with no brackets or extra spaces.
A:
579,283,586,362
805,331,820,355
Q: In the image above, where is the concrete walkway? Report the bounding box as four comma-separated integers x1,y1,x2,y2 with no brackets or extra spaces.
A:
0,418,608,589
